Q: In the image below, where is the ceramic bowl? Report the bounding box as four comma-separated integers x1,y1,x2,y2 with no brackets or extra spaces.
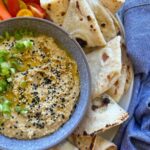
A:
0,17,91,150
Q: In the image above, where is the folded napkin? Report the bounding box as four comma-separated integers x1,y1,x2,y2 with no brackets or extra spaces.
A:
114,0,150,150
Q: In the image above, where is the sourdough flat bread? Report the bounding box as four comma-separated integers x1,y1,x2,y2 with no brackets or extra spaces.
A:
40,0,69,25
87,36,122,99
63,0,106,47
106,64,127,103
105,8,120,36
92,136,117,150
74,94,128,135
86,0,117,41
101,0,125,14
51,141,78,150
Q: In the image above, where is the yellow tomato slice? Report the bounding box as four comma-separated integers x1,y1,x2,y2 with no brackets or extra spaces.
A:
19,0,27,9
17,9,33,17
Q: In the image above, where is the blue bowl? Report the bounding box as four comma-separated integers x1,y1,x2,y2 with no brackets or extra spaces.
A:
0,17,91,150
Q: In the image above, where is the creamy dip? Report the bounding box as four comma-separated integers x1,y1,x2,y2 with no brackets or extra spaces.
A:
0,33,80,139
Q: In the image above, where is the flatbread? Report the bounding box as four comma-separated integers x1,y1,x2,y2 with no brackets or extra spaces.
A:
50,141,78,150
101,0,125,14
122,45,133,94
69,134,95,150
87,36,122,99
92,136,117,150
74,94,128,135
40,0,69,25
62,0,106,47
105,8,120,35
106,64,127,102
86,0,117,42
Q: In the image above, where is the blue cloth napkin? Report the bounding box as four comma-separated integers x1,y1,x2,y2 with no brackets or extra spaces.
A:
113,0,150,150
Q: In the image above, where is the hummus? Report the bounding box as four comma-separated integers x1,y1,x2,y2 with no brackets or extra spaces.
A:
0,34,80,139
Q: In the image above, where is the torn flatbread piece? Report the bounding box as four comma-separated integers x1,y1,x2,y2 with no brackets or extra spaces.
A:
50,141,78,150
86,0,117,41
69,134,95,150
63,0,106,47
105,8,120,35
92,136,117,150
101,0,125,14
74,94,128,135
40,0,69,25
87,36,122,99
106,64,127,103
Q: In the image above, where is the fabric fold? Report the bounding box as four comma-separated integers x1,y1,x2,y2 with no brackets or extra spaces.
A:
114,0,150,149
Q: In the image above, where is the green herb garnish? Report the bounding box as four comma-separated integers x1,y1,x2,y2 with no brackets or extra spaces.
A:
0,80,8,93
14,40,33,52
0,98,12,115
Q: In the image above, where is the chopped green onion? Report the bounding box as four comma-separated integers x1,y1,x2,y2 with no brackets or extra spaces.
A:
3,99,11,106
20,108,28,115
0,80,8,92
0,62,11,76
0,104,3,112
15,106,21,113
14,32,23,40
1,68,10,76
1,62,10,69
15,106,28,115
7,77,12,82
10,60,22,71
0,50,10,59
15,41,26,52
2,104,11,113
10,68,15,74
14,40,33,52
23,40,33,49
0,99,12,115
0,58,5,63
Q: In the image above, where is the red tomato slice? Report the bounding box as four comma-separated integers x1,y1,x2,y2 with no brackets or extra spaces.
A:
28,3,45,18
0,0,12,20
7,0,20,17
23,0,40,4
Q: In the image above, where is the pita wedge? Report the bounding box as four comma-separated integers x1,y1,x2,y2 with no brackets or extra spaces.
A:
63,0,106,47
106,64,127,103
74,94,128,135
92,136,117,150
105,8,120,35
122,45,133,94
69,134,95,150
86,0,117,42
50,141,78,150
40,0,69,25
87,36,122,99
101,0,125,14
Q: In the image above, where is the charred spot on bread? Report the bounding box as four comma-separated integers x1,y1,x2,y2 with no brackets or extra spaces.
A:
102,97,110,106
101,23,106,28
76,38,87,47
102,52,109,62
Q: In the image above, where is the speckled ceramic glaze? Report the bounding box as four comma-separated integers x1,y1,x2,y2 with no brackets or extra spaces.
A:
0,17,91,150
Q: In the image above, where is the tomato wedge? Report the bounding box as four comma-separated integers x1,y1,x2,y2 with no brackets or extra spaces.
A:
23,0,40,4
28,3,45,18
7,0,20,17
17,9,33,17
0,0,11,20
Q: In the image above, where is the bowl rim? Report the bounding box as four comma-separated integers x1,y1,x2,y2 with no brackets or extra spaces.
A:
0,17,91,150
